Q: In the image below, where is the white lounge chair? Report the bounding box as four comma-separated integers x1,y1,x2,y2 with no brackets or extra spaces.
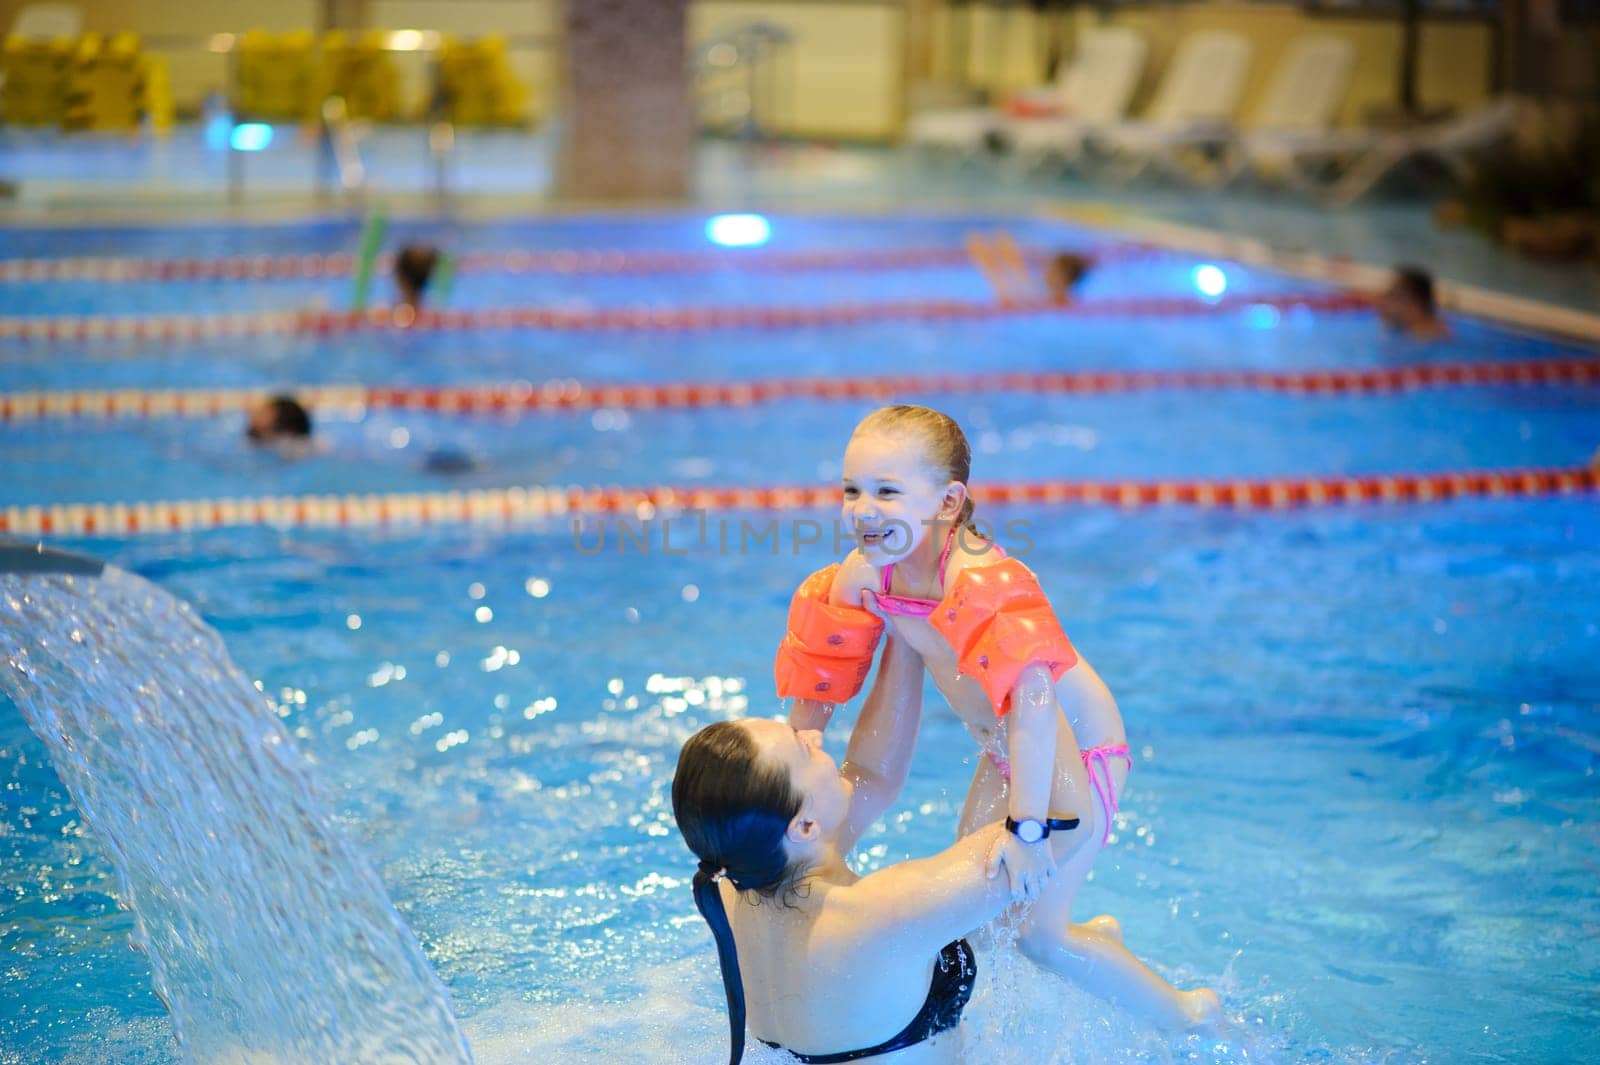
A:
907,27,1146,161
1077,30,1254,180
998,27,1148,168
1177,34,1350,188
1268,97,1520,204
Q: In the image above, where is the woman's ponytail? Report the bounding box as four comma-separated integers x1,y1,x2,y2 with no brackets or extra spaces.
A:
674,722,805,1065
692,863,747,1065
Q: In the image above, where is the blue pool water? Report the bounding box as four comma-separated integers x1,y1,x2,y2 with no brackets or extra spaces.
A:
2,214,1598,1065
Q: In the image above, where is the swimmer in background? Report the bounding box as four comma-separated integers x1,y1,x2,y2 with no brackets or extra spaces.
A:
394,244,441,311
776,403,1221,1032
245,395,314,455
965,231,1092,306
1376,265,1450,342
244,393,477,474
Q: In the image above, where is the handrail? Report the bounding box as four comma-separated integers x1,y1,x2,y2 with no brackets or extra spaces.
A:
694,20,795,139
320,96,367,199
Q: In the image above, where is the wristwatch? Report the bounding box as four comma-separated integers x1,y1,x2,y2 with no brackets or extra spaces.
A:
1005,815,1081,844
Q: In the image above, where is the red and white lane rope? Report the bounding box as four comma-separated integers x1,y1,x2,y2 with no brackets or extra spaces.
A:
5,358,1596,423
0,291,1369,344
6,467,1593,538
0,242,1164,285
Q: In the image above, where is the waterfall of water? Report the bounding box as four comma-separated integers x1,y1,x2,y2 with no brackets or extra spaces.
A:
0,549,474,1065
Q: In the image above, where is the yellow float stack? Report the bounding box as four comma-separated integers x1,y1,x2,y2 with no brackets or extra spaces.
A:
62,33,144,131
320,30,398,121
235,29,317,122
0,34,74,126
438,34,527,126
140,54,173,133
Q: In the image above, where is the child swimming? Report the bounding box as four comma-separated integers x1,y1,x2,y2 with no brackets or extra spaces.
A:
775,403,1221,1030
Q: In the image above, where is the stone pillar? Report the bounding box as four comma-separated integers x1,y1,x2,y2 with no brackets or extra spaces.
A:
556,0,693,202
321,0,369,32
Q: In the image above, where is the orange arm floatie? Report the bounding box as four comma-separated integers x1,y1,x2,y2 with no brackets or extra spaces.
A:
773,564,884,704
931,558,1078,717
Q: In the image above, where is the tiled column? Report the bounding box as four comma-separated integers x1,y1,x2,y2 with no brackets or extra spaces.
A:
555,0,693,202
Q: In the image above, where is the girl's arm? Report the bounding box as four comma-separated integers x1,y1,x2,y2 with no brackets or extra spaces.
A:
785,551,882,735
835,628,925,856
984,663,1072,899
787,697,834,732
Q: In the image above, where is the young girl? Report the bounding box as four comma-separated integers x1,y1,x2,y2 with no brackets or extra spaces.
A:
774,403,1220,1030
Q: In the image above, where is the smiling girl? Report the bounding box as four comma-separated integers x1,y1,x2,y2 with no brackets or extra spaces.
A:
774,404,1219,1030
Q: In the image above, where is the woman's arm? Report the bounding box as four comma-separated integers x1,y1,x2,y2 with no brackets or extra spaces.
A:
835,630,925,855
843,822,1018,955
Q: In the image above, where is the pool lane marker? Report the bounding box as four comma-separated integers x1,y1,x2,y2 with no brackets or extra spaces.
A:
4,358,1596,423
0,242,1165,285
5,467,1593,538
0,291,1370,344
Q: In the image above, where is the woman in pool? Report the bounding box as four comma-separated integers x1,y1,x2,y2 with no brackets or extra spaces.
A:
964,231,1091,306
675,633,1045,1064
775,404,1219,1031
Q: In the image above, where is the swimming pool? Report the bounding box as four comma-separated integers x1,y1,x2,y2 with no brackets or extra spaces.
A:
2,213,1597,1065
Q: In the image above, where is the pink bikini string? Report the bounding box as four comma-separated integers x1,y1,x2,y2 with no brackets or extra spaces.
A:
986,743,1131,846
873,532,957,618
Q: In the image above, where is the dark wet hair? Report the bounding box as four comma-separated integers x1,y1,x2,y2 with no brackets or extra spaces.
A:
1047,251,1092,289
394,244,439,301
1392,265,1436,314
250,395,311,440
854,404,978,532
671,720,805,1065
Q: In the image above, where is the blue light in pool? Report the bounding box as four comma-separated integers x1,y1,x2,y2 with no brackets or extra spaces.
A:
1191,264,1228,299
706,214,771,248
1245,304,1281,329
230,123,274,152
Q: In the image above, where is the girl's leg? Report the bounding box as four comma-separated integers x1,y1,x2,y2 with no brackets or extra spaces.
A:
1019,906,1221,1030
956,752,1007,839
1016,773,1221,1031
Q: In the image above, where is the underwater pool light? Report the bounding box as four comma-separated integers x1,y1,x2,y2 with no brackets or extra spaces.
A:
229,123,274,152
1191,264,1228,299
1245,304,1281,329
706,213,772,248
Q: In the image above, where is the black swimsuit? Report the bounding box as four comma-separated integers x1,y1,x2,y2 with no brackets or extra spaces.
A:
760,939,977,1063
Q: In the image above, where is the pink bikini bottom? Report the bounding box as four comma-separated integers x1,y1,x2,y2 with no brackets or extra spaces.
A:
986,742,1131,846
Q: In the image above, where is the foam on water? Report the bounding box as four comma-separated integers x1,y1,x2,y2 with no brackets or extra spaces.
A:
458,945,1286,1065
0,565,472,1065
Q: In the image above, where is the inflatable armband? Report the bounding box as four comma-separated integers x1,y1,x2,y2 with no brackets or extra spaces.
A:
931,559,1077,716
773,564,883,703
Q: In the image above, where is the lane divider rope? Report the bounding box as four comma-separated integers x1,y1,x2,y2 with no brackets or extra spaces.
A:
0,291,1369,344
6,467,1593,538
0,242,1165,285
4,358,1596,422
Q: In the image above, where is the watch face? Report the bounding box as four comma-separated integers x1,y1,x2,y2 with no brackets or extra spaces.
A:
1016,819,1044,843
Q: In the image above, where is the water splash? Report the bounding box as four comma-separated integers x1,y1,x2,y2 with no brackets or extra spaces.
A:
0,563,473,1065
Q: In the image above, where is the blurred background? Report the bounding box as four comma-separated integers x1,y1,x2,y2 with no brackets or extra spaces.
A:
0,0,1594,261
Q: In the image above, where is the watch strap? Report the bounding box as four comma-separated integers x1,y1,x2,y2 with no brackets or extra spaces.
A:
1005,814,1080,840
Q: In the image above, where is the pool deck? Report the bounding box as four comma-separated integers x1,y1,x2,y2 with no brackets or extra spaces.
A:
2,127,1598,338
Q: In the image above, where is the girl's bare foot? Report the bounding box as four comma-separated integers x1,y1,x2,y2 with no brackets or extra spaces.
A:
1181,988,1224,1033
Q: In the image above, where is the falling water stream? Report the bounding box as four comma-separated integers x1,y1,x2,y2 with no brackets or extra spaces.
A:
0,547,473,1064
